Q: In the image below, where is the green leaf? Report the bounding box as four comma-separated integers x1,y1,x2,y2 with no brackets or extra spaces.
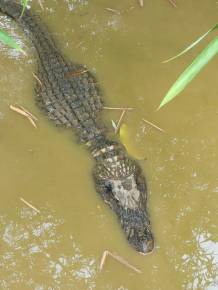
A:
158,36,218,110
20,0,29,18
0,29,25,54
163,24,218,63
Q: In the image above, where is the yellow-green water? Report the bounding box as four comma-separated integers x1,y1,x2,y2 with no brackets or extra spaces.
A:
0,1,218,289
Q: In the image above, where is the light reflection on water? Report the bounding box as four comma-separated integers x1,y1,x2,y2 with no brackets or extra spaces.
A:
0,207,97,290
0,16,26,59
179,229,218,290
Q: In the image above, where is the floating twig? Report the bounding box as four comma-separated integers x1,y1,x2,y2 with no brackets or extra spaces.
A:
111,119,118,131
100,250,108,270
76,41,85,48
142,118,165,133
38,0,44,10
33,73,43,87
115,110,126,134
20,197,40,214
28,117,37,128
10,104,37,128
100,250,141,274
105,7,121,15
19,105,38,121
103,106,134,111
168,0,177,8
65,69,89,78
138,0,144,7
127,6,135,12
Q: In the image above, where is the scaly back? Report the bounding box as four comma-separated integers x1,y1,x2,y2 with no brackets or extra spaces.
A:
0,0,105,144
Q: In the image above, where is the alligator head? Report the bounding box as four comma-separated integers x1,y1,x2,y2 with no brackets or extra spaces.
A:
93,151,154,254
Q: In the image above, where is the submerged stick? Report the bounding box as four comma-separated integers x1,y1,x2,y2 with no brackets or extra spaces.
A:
20,197,40,214
142,118,165,133
103,106,134,111
100,250,142,273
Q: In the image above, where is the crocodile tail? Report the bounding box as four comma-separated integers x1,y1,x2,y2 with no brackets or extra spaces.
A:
0,0,106,146
0,0,22,20
0,0,57,51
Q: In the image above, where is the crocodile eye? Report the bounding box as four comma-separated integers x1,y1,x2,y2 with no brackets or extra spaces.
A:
105,182,113,193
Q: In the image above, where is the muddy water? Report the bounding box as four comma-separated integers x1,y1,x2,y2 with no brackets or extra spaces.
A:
0,0,218,289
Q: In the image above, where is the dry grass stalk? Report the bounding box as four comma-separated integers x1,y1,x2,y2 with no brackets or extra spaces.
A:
10,105,37,128
20,197,40,214
100,250,141,274
33,73,43,87
127,6,135,11
168,0,177,8
65,69,89,78
38,0,44,10
76,41,85,48
138,0,144,7
28,117,37,128
103,106,134,111
115,110,126,134
19,105,38,121
105,7,121,15
111,119,118,131
142,118,165,133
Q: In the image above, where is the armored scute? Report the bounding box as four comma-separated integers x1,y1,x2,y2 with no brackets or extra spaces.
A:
0,0,154,254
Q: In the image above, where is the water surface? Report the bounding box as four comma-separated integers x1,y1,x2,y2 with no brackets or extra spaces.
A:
0,1,218,289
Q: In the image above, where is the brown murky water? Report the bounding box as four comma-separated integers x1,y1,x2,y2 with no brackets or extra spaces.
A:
0,0,218,289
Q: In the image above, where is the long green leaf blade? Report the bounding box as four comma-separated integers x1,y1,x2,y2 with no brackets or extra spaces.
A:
158,36,218,110
163,24,218,63
20,0,29,18
0,29,25,54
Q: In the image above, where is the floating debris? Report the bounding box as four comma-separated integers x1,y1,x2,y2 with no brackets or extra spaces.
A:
142,118,165,133
119,123,147,160
65,69,89,78
10,104,38,128
19,105,38,121
111,119,118,131
33,73,43,87
103,106,134,111
76,41,85,48
127,6,135,12
105,7,121,15
38,0,44,10
138,0,144,7
104,106,133,134
20,197,40,214
115,110,126,134
168,0,177,8
100,250,141,274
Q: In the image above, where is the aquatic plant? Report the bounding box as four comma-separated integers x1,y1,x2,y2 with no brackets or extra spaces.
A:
20,0,29,18
158,24,218,109
0,29,25,54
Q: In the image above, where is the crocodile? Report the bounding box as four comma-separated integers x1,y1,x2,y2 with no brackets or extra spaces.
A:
0,0,154,254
